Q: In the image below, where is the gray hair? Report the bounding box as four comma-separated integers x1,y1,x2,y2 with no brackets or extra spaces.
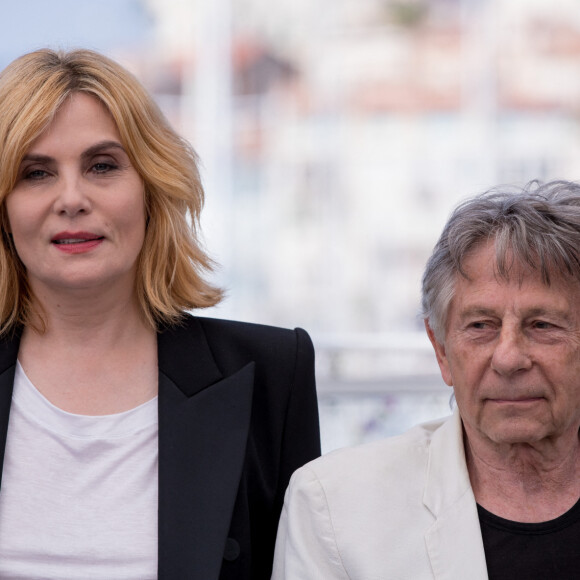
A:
421,180,580,343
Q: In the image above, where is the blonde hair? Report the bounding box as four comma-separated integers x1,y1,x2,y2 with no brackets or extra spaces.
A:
0,48,223,334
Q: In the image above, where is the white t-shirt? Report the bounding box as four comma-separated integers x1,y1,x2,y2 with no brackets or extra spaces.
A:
0,362,158,579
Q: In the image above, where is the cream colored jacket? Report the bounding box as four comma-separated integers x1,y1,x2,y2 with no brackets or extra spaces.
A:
272,410,489,580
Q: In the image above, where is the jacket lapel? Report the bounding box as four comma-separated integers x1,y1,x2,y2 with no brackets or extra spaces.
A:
0,319,254,579
0,331,20,490
157,317,255,580
423,411,489,580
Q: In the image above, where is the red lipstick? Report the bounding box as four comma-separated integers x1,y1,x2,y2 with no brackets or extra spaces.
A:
51,231,104,254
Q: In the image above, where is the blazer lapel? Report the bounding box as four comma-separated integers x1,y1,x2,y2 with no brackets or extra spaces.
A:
157,317,255,580
423,411,489,580
0,331,20,490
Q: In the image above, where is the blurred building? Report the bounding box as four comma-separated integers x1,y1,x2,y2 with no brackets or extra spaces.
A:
4,0,577,449
139,0,580,329
133,0,580,449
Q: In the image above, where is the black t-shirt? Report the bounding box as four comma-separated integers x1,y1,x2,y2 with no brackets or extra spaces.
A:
478,498,580,579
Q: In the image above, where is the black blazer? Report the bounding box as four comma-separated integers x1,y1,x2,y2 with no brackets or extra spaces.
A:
0,315,321,580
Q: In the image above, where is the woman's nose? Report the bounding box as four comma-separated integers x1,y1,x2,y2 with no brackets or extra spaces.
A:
52,173,92,217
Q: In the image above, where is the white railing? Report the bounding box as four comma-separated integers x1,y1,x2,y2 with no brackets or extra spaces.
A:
313,331,446,395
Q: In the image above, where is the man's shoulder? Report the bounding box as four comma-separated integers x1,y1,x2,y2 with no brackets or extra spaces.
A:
281,415,456,553
297,415,453,488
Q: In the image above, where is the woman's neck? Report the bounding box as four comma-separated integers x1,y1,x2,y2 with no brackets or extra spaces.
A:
28,274,144,332
18,292,158,416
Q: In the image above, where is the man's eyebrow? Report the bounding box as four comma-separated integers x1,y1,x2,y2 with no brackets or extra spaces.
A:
459,307,496,320
459,306,571,320
524,307,571,320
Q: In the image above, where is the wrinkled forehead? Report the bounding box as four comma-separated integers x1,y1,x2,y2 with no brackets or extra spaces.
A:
458,237,576,287
457,241,580,297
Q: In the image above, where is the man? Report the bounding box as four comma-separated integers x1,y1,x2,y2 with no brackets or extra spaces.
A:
272,180,580,579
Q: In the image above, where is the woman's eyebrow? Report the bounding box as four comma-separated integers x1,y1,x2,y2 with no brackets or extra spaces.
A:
20,153,53,164
81,140,126,160
21,141,126,165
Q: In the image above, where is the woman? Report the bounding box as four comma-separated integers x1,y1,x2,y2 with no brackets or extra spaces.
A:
0,49,320,580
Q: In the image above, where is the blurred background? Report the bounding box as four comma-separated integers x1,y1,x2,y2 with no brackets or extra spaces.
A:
3,0,580,451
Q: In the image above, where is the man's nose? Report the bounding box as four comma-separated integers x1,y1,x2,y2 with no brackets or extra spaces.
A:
490,326,532,376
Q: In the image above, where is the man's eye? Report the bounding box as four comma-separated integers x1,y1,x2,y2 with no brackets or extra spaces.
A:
471,322,488,329
533,321,552,329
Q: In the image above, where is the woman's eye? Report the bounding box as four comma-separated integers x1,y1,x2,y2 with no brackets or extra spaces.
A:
92,162,117,174
23,168,48,180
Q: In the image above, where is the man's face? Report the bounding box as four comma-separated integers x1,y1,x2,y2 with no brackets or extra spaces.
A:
427,242,580,448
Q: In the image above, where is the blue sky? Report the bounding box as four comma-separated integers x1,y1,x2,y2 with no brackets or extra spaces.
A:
0,0,153,68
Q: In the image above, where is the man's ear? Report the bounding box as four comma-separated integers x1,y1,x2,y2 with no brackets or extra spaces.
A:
424,319,453,387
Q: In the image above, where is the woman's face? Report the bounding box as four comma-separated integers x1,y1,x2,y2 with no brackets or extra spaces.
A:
6,92,146,299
